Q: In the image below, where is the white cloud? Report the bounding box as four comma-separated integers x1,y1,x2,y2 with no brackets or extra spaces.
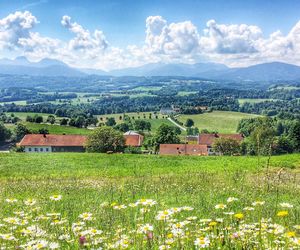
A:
145,16,200,58
200,19,262,54
1,11,300,70
0,11,38,49
61,15,108,54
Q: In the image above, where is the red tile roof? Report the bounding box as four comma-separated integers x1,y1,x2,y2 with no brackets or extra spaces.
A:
198,133,243,146
19,134,87,147
160,144,208,156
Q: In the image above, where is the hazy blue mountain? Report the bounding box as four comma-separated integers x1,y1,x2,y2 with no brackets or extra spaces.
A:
110,62,228,76
209,62,300,81
0,57,85,77
34,58,68,68
1,57,300,80
79,68,108,75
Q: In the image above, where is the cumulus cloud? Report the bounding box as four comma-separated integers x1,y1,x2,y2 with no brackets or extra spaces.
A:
0,11,38,49
145,16,200,58
61,15,108,54
200,19,262,54
1,11,300,70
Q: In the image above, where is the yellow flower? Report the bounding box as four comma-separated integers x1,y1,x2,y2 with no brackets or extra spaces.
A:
167,233,173,238
209,221,217,227
286,231,296,238
234,213,244,220
277,210,288,217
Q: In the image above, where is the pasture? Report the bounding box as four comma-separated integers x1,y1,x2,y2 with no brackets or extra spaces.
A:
238,98,275,104
97,112,173,132
6,112,54,121
5,122,92,135
0,153,299,248
178,111,261,133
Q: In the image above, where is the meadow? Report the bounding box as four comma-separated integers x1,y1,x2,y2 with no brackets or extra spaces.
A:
6,112,55,121
178,111,261,133
0,153,299,249
4,122,92,135
97,112,173,133
238,98,275,105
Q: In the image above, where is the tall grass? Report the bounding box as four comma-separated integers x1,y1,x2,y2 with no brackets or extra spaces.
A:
0,153,299,248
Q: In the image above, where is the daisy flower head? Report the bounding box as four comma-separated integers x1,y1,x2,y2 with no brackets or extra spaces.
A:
215,203,227,210
79,212,93,221
50,195,62,201
194,237,210,248
280,202,293,208
227,197,238,203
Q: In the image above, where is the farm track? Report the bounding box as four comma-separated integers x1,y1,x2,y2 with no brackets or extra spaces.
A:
167,117,186,131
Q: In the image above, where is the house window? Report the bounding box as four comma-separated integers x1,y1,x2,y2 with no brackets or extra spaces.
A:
34,148,38,152
46,148,49,152
40,148,43,152
28,148,32,152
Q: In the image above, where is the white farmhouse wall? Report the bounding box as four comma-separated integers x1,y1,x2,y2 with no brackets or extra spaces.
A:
24,146,52,153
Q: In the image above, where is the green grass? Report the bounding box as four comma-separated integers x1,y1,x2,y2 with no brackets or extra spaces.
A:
133,86,162,91
5,112,53,121
0,153,300,249
97,112,173,133
177,91,198,96
178,111,261,133
238,98,275,104
0,153,299,248
0,100,28,106
18,122,92,135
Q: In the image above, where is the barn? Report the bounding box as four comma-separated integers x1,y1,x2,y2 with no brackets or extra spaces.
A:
124,131,144,147
18,134,87,153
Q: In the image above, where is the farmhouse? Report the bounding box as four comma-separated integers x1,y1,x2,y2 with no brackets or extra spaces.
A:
160,144,208,156
198,133,244,155
18,134,87,153
159,133,243,156
124,131,144,147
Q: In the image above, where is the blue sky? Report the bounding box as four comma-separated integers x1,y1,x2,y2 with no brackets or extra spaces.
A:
0,0,300,70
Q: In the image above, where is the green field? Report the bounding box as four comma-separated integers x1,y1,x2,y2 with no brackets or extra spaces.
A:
238,98,274,104
6,112,53,121
6,122,92,135
178,111,261,133
0,153,299,248
0,100,28,106
97,112,173,133
177,91,198,96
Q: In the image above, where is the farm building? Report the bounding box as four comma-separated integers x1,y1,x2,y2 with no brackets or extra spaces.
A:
159,144,208,156
160,133,243,156
18,134,87,153
124,131,144,147
186,135,199,144
198,133,244,155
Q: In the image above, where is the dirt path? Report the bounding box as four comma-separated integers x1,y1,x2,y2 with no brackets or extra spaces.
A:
167,117,186,131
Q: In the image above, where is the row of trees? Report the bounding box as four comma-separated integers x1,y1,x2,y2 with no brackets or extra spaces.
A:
213,117,300,156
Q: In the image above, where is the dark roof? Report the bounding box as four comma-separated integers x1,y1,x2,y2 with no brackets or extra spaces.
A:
198,133,243,146
19,134,87,147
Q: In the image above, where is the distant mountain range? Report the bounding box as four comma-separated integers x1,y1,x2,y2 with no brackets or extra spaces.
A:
0,57,85,77
1,57,300,81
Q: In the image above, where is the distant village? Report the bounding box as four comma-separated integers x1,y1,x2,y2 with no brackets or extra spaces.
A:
17,131,243,156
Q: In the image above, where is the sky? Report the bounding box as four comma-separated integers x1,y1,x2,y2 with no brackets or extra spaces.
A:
0,0,300,70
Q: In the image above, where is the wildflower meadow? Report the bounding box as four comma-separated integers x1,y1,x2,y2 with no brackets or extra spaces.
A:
0,153,299,249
